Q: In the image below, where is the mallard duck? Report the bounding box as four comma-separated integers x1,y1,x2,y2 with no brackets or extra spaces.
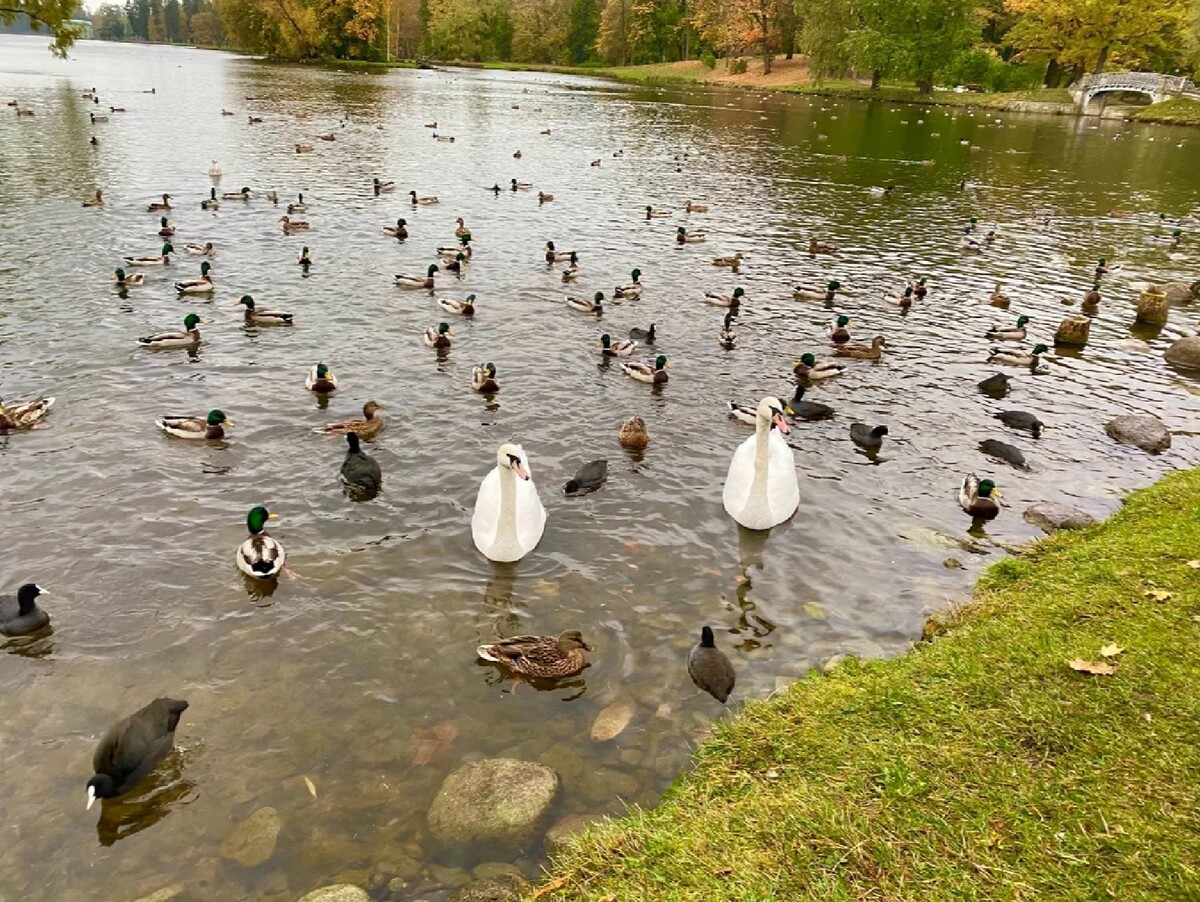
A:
722,396,798,530
912,277,928,299
186,242,215,256
629,323,656,343
959,474,1000,519
886,286,914,309
455,217,470,238
472,443,547,561
137,313,205,348
809,237,837,255
201,188,219,210
155,408,232,440
476,631,591,679
538,191,554,203
598,334,637,357
174,261,213,294
265,190,279,204
717,313,738,349
1095,258,1121,278
295,143,314,154
124,243,173,266
113,268,144,287
834,336,887,360
424,121,437,128
621,354,669,384
82,189,104,207
568,291,605,314
959,230,984,253
279,215,309,232
989,282,1010,307
545,241,573,263
222,186,251,200
297,246,313,267
438,238,472,259
238,295,293,325
619,415,650,449
614,269,643,299
306,363,337,394
409,190,438,205
395,264,439,289
686,200,709,213
511,179,532,191
794,280,839,301
382,218,409,239
676,227,706,244
788,386,833,420
157,217,175,237
147,193,172,212
850,423,889,450
986,315,1029,341
827,315,852,344
247,115,263,123
440,294,476,316
424,322,454,348
90,112,108,123
688,626,735,702
443,252,467,273
315,400,385,439
793,353,845,380
236,506,285,579
374,178,395,194
561,252,581,282
868,184,895,198
340,433,381,495
1082,283,1101,313
472,362,500,392
0,396,55,431
645,205,670,218
987,343,1048,367
712,254,743,268
221,108,235,115
705,287,744,307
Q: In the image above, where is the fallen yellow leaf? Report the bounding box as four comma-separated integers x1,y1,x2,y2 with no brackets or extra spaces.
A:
304,776,317,799
1099,644,1124,658
1144,589,1173,601
713,867,733,876
532,876,569,899
1068,658,1117,676
1187,560,1200,569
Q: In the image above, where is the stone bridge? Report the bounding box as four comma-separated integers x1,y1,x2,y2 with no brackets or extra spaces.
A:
1071,72,1199,112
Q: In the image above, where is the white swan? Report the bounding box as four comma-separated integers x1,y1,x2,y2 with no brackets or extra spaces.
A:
722,396,799,530
471,443,547,562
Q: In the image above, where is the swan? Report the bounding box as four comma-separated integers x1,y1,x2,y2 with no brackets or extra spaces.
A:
471,443,547,562
722,396,799,530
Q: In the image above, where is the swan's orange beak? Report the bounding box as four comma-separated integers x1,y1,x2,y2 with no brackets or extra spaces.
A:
513,461,530,481
772,411,791,435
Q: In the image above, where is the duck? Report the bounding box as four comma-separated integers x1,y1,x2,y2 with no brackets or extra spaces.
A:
567,291,605,314
1095,258,1121,278
686,200,709,213
614,269,643,299
112,268,144,287
82,189,104,207
545,241,573,263
1081,283,1102,314
137,313,205,348
476,631,590,679
986,315,1030,341
294,143,314,154
201,188,219,210
676,227,705,244
987,343,1049,367
959,474,1001,519
977,373,1011,397
705,286,744,307
629,323,656,343
995,410,1043,438
717,313,738,349
0,584,49,636
794,280,839,301
185,241,215,256
598,334,637,357
722,396,799,530
868,184,895,198
238,295,293,325
443,252,467,273
90,112,108,123
156,217,175,237
208,160,221,178
787,386,833,420
511,179,532,191
155,408,232,439
222,186,251,200
809,237,837,255
793,353,845,380
645,205,670,218
454,217,470,238
382,218,409,239
688,626,735,702
279,215,310,232
440,294,476,316
340,433,382,495
850,423,889,450
146,193,172,212
86,698,189,810
538,191,554,203
827,315,852,344
619,415,650,449
834,336,887,360
989,282,1011,307
959,230,984,252
886,286,915,309
374,178,395,194
174,261,213,294
471,443,547,562
712,254,744,268
394,264,438,289
297,246,313,266
912,277,928,299
424,121,437,128
221,108,235,115
620,354,669,384
472,362,500,393
236,506,285,579
979,439,1029,470
314,401,385,439
424,322,454,348
0,396,55,431
438,238,472,259
561,253,582,282
306,363,337,394
409,190,438,205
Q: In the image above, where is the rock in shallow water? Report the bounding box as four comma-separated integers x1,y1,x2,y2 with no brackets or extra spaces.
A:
448,874,530,902
1105,414,1171,453
296,885,370,902
1165,336,1200,371
427,758,559,850
590,700,634,742
219,806,281,868
1023,502,1097,533
545,813,606,854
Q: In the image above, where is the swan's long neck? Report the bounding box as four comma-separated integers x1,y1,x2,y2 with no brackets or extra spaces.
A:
750,414,771,501
497,464,518,540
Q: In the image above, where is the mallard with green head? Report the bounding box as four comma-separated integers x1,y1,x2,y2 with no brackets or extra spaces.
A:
476,630,592,679
124,242,173,266
545,241,573,263
986,315,1030,341
645,205,670,219
705,286,743,307
382,218,408,238
886,286,914,309
614,268,643,299
598,334,636,357
987,343,1048,367
443,252,467,273
113,267,144,287
794,280,839,301
236,506,285,580
238,295,293,325
0,396,55,431
314,400,385,439
568,291,604,314
424,322,453,348
440,294,476,316
472,362,500,393
222,186,251,200
395,264,438,289
912,277,928,298
561,252,582,282
374,178,395,194
174,261,213,294
621,354,669,384
155,408,232,440
827,315,852,344
718,313,737,349
306,363,337,394
137,313,206,348
959,474,1000,519
158,217,175,237
409,189,438,205
677,227,706,244
793,353,845,380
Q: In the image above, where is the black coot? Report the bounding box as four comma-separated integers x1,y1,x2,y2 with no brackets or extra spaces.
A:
86,698,189,809
0,584,49,636
688,626,736,703
340,432,382,494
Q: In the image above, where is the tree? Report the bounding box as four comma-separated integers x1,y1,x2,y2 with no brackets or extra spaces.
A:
124,0,150,37
566,0,600,62
0,0,83,54
597,0,630,63
845,0,978,92
799,0,852,79
188,6,215,41
92,2,128,38
511,0,569,62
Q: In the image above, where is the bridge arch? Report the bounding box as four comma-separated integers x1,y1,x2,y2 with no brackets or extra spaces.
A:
1072,72,1198,113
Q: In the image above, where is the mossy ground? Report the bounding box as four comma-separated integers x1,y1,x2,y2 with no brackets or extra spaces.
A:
536,469,1200,900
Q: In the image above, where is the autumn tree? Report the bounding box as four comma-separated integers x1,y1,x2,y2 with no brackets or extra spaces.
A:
511,0,568,62
92,2,127,38
844,0,977,91
0,0,81,54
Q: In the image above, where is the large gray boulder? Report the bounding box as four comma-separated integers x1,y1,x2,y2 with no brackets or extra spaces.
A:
427,758,559,850
219,806,281,868
1165,336,1200,370
1105,414,1171,452
1023,503,1097,533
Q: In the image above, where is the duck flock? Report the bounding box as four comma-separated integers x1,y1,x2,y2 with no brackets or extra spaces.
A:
1,74,1187,817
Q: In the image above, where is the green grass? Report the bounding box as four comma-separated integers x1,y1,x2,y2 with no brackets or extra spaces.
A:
1133,97,1200,125
536,469,1200,900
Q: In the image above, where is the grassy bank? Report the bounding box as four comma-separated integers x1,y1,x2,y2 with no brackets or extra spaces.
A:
537,469,1200,899
1133,96,1200,125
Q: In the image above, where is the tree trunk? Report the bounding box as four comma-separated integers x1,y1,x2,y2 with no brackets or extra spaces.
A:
916,74,933,94
871,69,881,90
758,3,771,75
1093,45,1109,74
1043,57,1061,88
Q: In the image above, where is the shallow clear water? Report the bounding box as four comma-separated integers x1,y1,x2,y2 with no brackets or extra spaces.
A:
1,35,1198,900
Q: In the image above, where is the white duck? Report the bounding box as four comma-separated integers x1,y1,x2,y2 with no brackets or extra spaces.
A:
722,396,799,531
471,443,547,563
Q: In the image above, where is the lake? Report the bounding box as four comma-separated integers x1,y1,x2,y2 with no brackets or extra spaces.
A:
1,34,1198,901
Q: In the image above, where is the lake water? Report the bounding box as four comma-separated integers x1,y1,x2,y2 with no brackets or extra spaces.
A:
1,34,1198,901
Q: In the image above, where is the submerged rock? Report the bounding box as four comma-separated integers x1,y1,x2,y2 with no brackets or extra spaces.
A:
427,758,559,850
448,874,530,902
1164,336,1200,370
297,886,370,902
590,700,634,742
219,806,281,868
1105,414,1171,453
545,813,606,854
1023,502,1097,533
1159,280,1200,303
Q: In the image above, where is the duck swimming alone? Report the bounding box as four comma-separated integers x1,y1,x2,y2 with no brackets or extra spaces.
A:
236,506,285,579
476,631,590,679
306,363,337,394
382,218,408,239
238,295,293,325
959,474,1001,519
472,362,500,393
146,193,172,212
155,408,232,440
0,396,55,431
619,415,650,449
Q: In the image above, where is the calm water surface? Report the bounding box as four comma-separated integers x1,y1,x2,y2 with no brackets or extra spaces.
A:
1,35,1199,901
